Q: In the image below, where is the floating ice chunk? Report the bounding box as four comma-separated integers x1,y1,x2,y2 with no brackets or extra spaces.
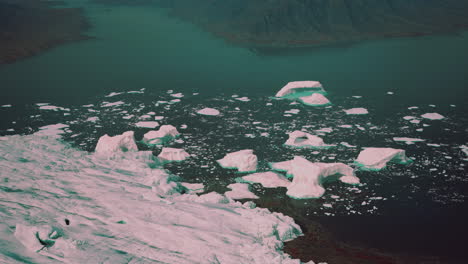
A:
340,142,356,148
105,92,122,97
139,114,152,120
101,101,124,107
421,113,444,120
170,93,184,98
285,109,300,114
408,106,419,110
460,145,468,157
387,91,394,95
135,121,159,128
285,131,334,149
95,131,138,156
410,119,421,124
355,147,411,171
278,156,358,199
86,116,99,122
235,97,250,102
275,81,323,97
338,125,353,129
217,149,258,172
1,104,12,108
122,115,134,120
142,125,180,145
154,116,164,120
315,127,333,133
242,172,291,188
344,108,368,115
299,93,330,106
197,108,220,116
393,137,425,144
158,148,190,161
403,116,417,120
225,183,259,200
352,96,362,99
39,105,64,111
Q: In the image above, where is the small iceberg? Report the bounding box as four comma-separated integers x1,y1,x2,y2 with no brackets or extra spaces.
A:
344,108,368,115
275,81,323,97
197,108,220,116
95,131,138,156
284,131,334,149
225,183,259,200
271,156,359,199
241,172,291,188
142,125,180,145
299,93,330,106
355,147,412,171
158,147,190,161
217,149,258,172
135,121,160,128
421,113,444,120
393,137,425,144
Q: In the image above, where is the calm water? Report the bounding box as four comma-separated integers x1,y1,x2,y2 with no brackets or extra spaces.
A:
1,2,468,263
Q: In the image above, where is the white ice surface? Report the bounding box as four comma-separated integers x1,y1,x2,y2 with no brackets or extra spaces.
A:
344,108,368,115
299,93,330,106
0,131,306,263
285,131,334,148
421,113,445,120
271,156,359,199
95,131,138,157
197,108,220,116
242,172,291,188
142,125,180,145
355,147,411,170
158,147,190,161
275,81,323,97
225,183,259,200
393,137,425,144
217,149,258,172
135,121,160,128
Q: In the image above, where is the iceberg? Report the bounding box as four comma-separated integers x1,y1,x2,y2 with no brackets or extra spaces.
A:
421,113,444,120
197,108,220,116
142,125,180,145
275,81,323,97
271,156,359,199
0,130,307,264
299,93,330,106
285,131,334,149
225,183,259,200
158,147,190,161
344,108,368,115
95,131,138,156
241,171,291,188
393,137,425,144
355,147,412,171
135,121,160,128
217,149,258,172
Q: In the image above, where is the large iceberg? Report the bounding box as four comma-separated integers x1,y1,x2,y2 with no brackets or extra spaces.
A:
142,125,180,145
0,130,308,264
217,149,258,172
158,147,190,161
95,131,138,157
271,156,359,199
241,171,291,188
285,131,334,149
355,147,412,171
275,81,323,97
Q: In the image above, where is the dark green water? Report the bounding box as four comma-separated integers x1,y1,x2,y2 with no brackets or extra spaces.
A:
1,2,468,263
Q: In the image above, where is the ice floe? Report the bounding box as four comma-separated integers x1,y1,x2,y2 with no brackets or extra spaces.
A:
271,156,359,199
299,93,330,106
241,171,291,188
197,107,220,116
225,183,259,199
142,125,179,145
95,131,138,157
344,108,368,115
275,81,323,97
355,147,412,171
135,121,159,128
284,131,334,149
421,113,445,120
393,137,425,144
158,147,190,161
101,101,125,107
217,149,258,172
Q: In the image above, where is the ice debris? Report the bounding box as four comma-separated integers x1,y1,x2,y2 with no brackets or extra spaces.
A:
142,125,180,145
158,147,190,161
217,149,258,172
355,147,411,171
285,131,334,149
